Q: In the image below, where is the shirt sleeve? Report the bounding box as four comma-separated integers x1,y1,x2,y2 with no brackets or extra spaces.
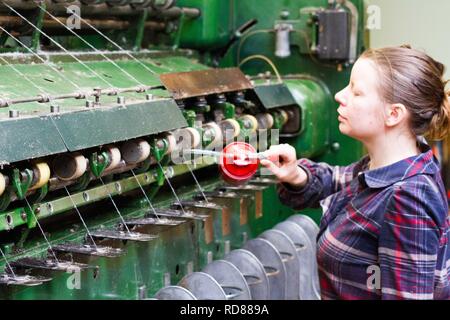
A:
277,158,360,210
379,181,442,300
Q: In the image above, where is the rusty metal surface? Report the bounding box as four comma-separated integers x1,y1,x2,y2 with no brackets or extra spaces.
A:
160,68,253,100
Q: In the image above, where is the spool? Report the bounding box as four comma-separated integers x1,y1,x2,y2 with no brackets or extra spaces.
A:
219,142,259,185
184,127,201,148
104,145,122,170
0,173,6,196
120,139,151,164
256,113,274,130
53,153,87,181
30,162,51,190
202,122,223,147
239,114,258,133
163,133,177,155
279,109,289,125
220,118,241,140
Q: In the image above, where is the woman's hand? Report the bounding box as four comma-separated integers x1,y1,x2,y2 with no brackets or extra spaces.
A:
260,144,308,188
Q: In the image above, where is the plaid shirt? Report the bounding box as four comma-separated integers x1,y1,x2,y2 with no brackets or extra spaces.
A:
278,143,450,300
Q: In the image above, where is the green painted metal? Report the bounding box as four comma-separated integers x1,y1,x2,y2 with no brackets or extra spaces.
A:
51,100,187,152
0,117,67,164
0,0,367,300
253,83,298,110
176,0,233,50
284,77,332,158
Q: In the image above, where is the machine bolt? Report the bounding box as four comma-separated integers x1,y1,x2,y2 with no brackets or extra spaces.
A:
331,142,340,152
50,104,60,113
85,100,94,108
117,96,126,105
34,207,41,215
21,211,27,221
138,285,147,300
9,110,19,118
146,93,154,101
280,10,290,19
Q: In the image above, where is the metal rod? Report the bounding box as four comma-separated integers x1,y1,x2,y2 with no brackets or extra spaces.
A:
0,84,164,108
0,1,200,19
0,16,166,31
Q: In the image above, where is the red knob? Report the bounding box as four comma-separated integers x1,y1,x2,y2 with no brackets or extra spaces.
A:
219,142,259,185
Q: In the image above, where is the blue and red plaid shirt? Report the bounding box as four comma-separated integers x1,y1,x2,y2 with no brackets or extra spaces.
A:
278,143,450,300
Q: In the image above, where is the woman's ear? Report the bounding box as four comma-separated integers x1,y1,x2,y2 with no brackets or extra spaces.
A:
384,103,408,127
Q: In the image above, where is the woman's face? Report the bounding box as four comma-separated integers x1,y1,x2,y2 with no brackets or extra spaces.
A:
335,58,387,142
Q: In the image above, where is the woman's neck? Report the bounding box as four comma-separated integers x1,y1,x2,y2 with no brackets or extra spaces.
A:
364,132,421,170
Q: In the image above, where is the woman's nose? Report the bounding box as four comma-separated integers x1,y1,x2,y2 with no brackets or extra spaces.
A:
335,86,348,106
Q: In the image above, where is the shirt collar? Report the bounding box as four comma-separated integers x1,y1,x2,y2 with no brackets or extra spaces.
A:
359,142,440,189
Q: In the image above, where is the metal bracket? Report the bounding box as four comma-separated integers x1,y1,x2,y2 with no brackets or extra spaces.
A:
52,243,124,258
90,229,158,242
10,257,95,272
0,273,51,287
69,171,92,193
90,151,110,178
11,168,33,200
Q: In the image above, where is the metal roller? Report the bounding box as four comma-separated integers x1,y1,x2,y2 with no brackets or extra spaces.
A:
274,221,320,300
178,272,227,300
120,139,151,164
154,285,197,300
29,162,51,190
224,249,270,300
52,152,88,181
243,238,286,300
203,260,251,300
259,229,300,300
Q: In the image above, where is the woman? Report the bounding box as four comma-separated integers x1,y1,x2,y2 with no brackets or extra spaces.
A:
261,46,450,300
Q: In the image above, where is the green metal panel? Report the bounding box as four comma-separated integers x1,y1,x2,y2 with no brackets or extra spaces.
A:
176,0,233,50
51,100,187,152
0,116,67,164
253,83,297,110
284,78,332,159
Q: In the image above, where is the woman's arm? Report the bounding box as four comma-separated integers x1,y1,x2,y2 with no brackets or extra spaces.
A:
277,159,357,210
260,144,361,210
379,179,443,300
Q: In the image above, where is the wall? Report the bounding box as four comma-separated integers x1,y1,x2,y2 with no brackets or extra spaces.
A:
366,0,450,79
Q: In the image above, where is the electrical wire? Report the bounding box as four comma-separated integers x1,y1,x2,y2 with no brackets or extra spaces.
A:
239,54,282,83
236,29,275,64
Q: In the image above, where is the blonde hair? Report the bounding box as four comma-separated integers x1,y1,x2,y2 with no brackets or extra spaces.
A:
361,45,450,140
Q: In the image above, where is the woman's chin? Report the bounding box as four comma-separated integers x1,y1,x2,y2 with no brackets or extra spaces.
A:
338,123,350,135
